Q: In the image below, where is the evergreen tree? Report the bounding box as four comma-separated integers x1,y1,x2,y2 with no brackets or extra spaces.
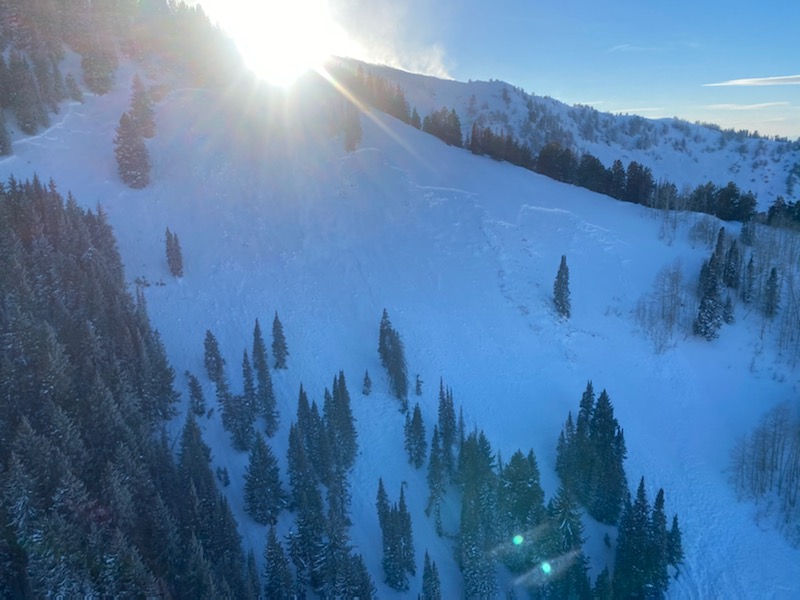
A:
437,380,457,477
272,311,288,369
764,267,779,318
742,256,755,304
668,514,684,574
244,432,285,525
594,567,613,600
252,318,278,435
129,74,155,138
0,110,11,156
325,371,358,471
614,478,651,598
649,488,670,595
587,390,627,524
553,254,571,318
426,426,446,517
362,369,372,395
377,309,408,407
263,526,293,598
114,112,150,188
422,551,441,600
723,239,740,289
404,402,427,468
203,330,226,388
241,350,257,425
185,371,207,416
415,374,423,396
165,227,183,277
694,260,722,340
723,295,735,324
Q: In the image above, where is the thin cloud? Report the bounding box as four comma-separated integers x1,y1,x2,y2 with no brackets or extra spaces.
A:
705,102,790,111
614,107,665,113
607,43,662,53
704,75,800,87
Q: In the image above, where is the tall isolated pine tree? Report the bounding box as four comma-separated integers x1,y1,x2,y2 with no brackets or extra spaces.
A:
272,312,288,369
252,318,278,435
114,112,150,189
165,227,183,277
377,309,409,408
404,402,427,468
244,433,285,525
554,254,571,318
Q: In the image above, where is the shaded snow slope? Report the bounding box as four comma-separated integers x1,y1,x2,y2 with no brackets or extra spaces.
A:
2,69,799,598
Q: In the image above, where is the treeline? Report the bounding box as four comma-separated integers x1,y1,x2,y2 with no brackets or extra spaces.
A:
0,0,241,153
0,176,253,596
373,365,684,596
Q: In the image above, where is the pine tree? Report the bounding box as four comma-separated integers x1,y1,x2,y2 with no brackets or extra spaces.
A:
723,295,735,324
553,254,571,318
0,109,11,156
404,402,427,468
244,433,284,524
421,551,441,599
586,390,627,524
185,371,206,416
165,227,183,277
437,380,457,477
252,319,278,435
362,369,372,395
114,112,150,189
130,74,155,138
649,488,670,595
241,350,257,426
614,477,651,598
723,239,740,289
742,256,755,304
415,374,423,396
325,371,358,471
667,514,684,574
272,312,288,369
263,526,293,598
203,330,226,388
426,426,446,516
764,267,779,318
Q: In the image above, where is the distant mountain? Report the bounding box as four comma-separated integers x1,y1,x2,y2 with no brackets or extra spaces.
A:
335,57,800,207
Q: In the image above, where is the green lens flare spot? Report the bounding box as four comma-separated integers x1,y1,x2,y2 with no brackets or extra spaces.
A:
541,561,552,575
512,535,524,545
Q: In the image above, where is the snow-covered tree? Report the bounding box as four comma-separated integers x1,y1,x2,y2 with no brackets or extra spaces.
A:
114,112,150,189
554,254,571,318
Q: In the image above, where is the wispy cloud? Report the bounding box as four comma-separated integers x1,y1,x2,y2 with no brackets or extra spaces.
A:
704,75,800,87
607,43,662,53
705,102,791,111
614,107,665,113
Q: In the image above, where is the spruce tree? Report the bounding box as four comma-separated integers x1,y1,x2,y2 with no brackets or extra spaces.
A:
272,311,288,369
426,426,446,517
0,109,11,156
553,254,571,318
165,227,183,277
742,256,755,304
252,319,278,435
203,330,226,387
649,488,670,595
241,350,257,425
614,477,651,598
185,371,206,416
437,380,457,477
130,74,155,138
764,267,779,318
263,526,293,598
668,514,684,574
362,369,372,395
422,551,441,599
404,402,427,468
325,371,358,471
114,112,150,189
244,433,284,524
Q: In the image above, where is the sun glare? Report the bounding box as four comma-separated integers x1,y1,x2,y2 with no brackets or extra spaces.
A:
219,0,358,87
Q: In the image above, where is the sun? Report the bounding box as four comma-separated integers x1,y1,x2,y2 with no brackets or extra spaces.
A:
216,0,359,87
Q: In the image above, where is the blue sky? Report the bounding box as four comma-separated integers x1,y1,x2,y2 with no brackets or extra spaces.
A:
199,0,800,139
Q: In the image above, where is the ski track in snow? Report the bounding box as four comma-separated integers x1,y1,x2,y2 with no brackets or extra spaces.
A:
2,67,799,598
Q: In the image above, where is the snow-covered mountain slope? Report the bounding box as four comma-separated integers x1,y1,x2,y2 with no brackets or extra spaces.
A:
344,58,800,209
2,66,798,598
